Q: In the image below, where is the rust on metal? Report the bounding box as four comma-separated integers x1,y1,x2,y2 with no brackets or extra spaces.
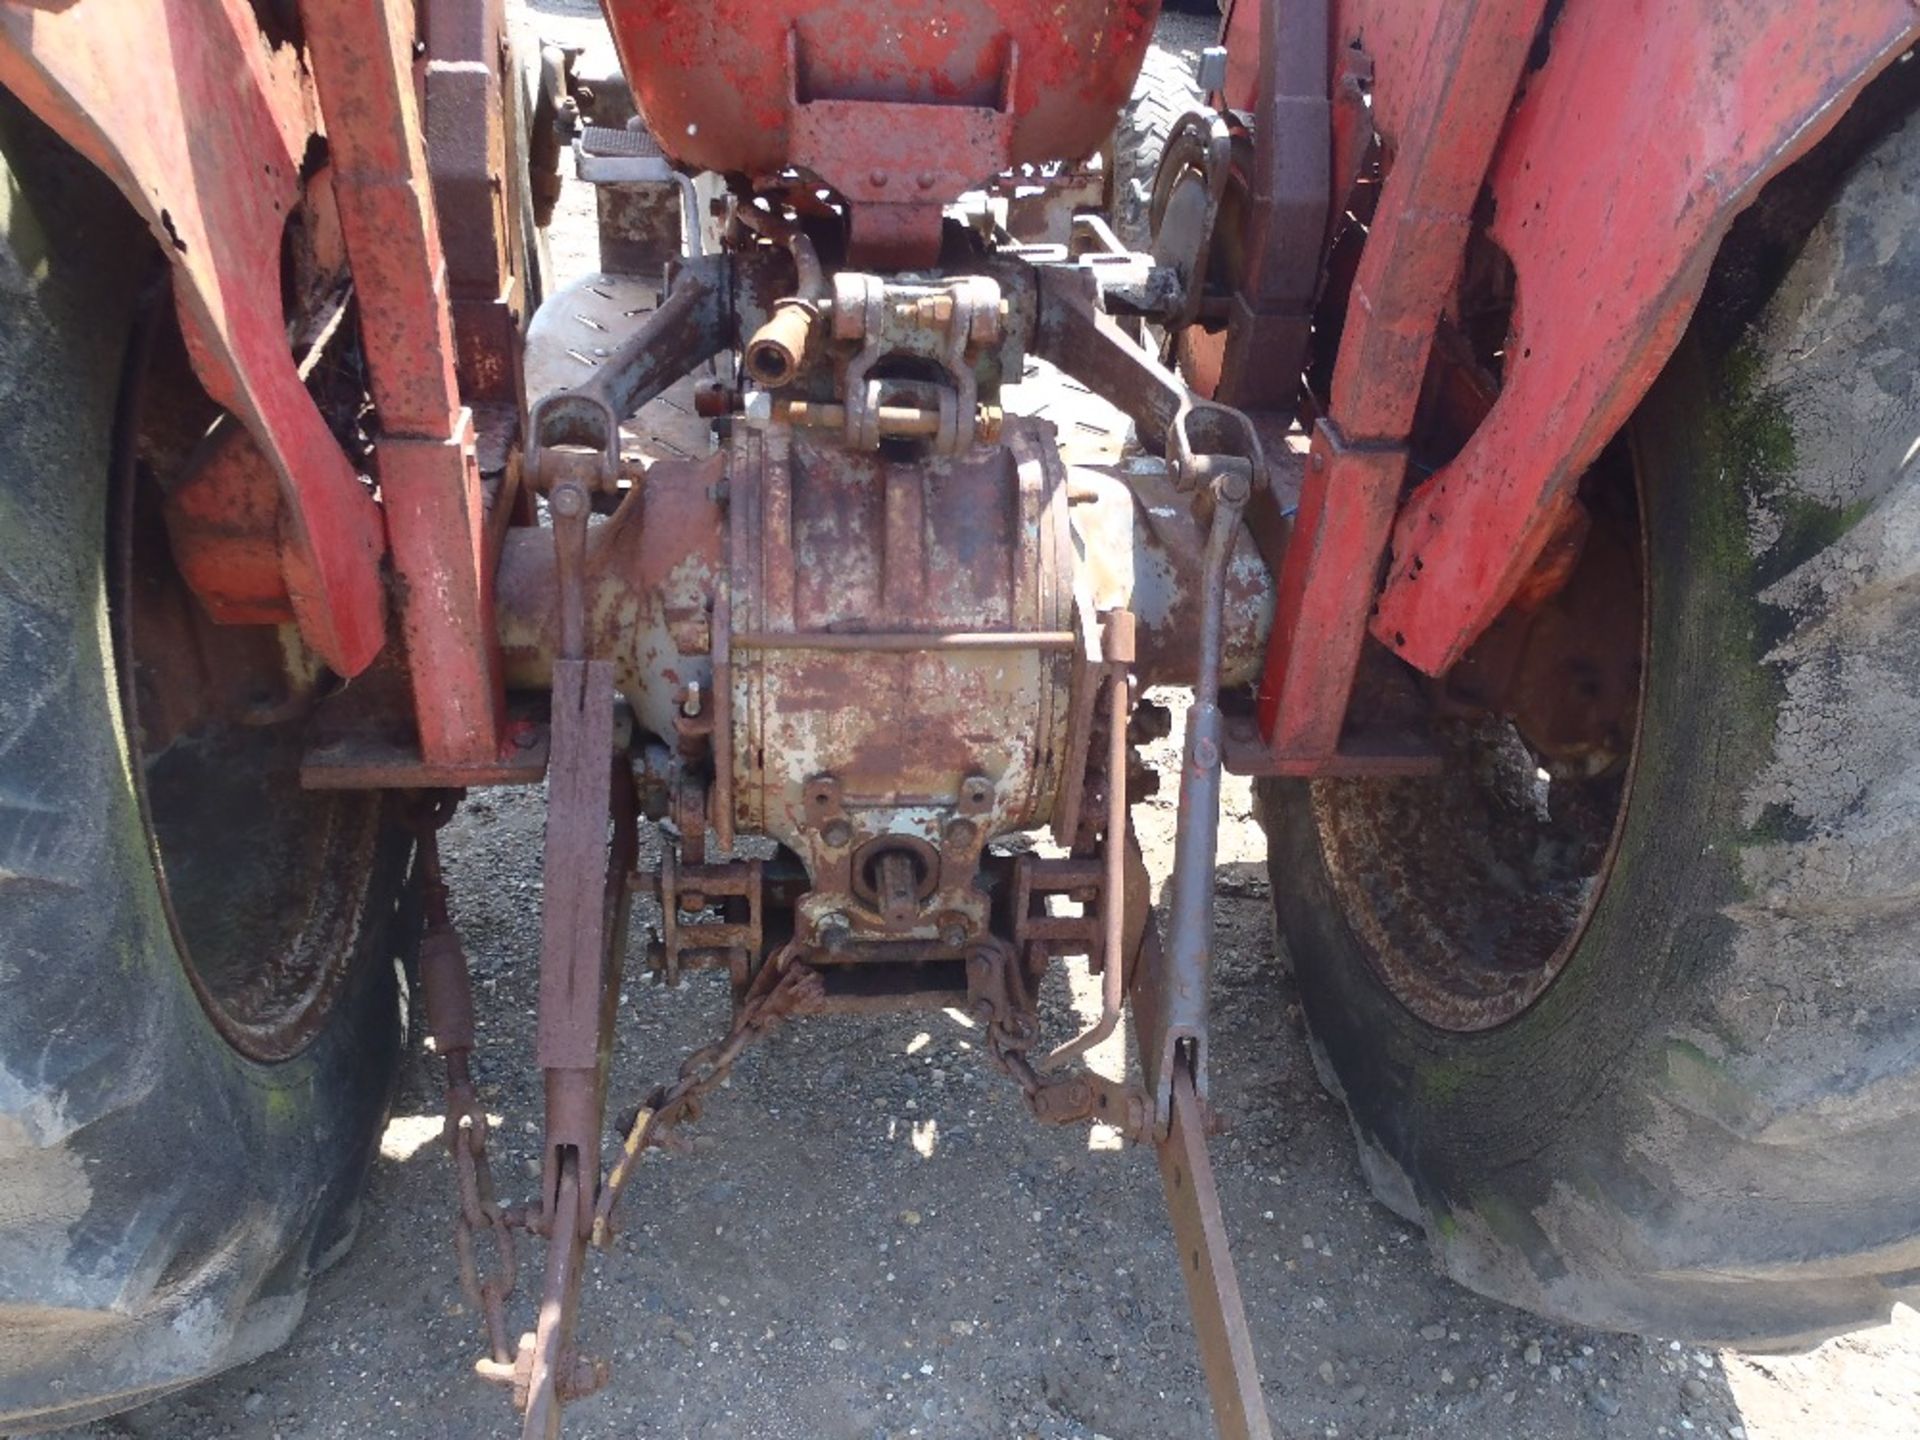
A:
160,419,294,626
0,0,388,675
1041,611,1137,1071
607,0,1154,263
302,0,505,767
731,629,1077,652
424,0,533,408
412,820,526,1373
300,727,550,790
1158,1054,1275,1440
1137,474,1248,1125
1210,0,1330,414
726,419,1075,941
1370,0,1920,674
1250,0,1549,768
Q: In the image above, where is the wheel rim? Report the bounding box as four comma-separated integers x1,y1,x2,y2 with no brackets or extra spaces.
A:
109,289,384,1063
1308,453,1647,1032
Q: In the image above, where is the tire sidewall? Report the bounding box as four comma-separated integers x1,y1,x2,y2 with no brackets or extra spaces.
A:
0,93,409,1426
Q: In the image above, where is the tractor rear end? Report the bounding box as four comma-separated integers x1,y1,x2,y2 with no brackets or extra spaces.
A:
2,1,1918,1437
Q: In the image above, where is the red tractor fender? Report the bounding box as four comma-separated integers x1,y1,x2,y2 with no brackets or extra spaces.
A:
1365,0,1920,676
1227,0,1918,679
0,0,389,680
0,0,515,769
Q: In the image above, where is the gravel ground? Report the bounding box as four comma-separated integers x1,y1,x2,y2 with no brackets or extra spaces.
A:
54,6,1920,1439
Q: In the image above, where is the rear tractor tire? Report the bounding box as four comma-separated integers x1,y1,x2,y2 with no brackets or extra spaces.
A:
0,94,415,1431
1260,105,1920,1344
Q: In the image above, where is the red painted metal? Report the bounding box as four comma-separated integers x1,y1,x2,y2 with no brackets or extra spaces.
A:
161,421,295,626
0,0,388,678
1370,0,1920,675
1250,0,1548,766
301,0,505,767
610,0,1156,177
606,0,1159,263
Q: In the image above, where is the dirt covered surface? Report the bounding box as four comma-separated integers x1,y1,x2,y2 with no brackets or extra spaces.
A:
55,5,1920,1439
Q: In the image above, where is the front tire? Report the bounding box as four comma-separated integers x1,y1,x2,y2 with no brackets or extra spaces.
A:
1259,104,1920,1345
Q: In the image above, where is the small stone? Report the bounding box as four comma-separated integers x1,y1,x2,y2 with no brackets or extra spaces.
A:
1523,1341,1543,1366
1301,1234,1316,1250
242,1391,265,1415
1420,1323,1447,1341
950,1320,975,1336
1343,1384,1368,1405
901,1210,922,1226
672,1328,695,1348
1439,1367,1455,1386
1317,1361,1335,1384
1589,1389,1621,1417
829,1336,851,1352
1682,1377,1707,1402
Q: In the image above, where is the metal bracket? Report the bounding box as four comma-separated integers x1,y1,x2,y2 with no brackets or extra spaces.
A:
1133,473,1249,1131
1157,1052,1275,1440
1029,264,1263,493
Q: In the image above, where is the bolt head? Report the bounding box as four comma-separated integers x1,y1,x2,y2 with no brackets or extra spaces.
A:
822,819,853,848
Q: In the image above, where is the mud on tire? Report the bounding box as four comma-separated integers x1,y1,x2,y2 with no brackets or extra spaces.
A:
1258,105,1920,1345
0,95,413,1431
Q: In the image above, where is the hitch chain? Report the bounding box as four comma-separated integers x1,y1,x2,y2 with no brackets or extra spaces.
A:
966,940,1154,1143
592,953,825,1244
408,811,527,1375
410,800,822,1404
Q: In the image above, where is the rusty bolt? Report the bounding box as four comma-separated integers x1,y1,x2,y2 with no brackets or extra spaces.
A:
822,818,853,848
910,294,955,327
958,774,993,814
941,921,968,948
916,171,937,190
870,169,889,188
944,816,978,850
818,915,851,952
549,482,588,518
